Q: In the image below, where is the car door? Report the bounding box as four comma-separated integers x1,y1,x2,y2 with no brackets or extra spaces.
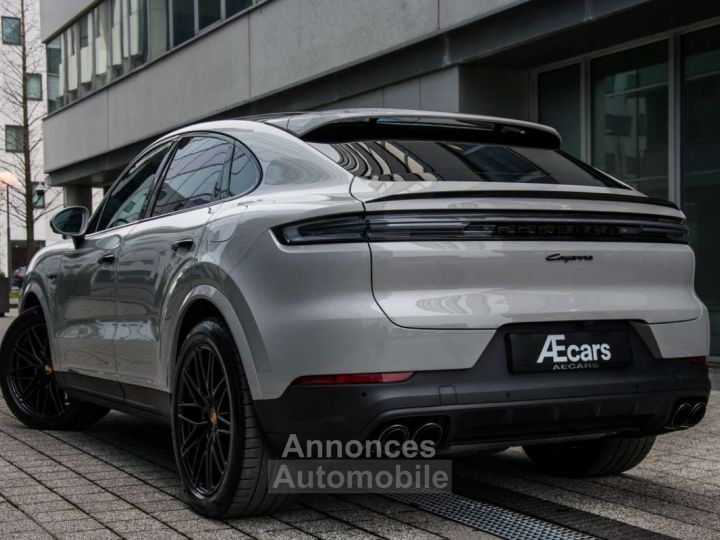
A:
114,134,234,398
55,141,175,396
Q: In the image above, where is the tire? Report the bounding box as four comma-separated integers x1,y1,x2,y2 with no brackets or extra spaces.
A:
171,318,296,518
523,435,656,477
0,307,110,430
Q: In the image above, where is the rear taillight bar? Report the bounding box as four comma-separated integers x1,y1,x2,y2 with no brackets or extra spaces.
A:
293,372,414,385
276,212,688,245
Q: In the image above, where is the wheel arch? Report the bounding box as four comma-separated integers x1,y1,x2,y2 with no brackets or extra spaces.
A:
20,289,42,313
167,285,264,400
16,280,65,374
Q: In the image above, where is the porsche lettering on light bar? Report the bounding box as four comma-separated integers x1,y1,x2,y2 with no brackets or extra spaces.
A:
277,212,689,245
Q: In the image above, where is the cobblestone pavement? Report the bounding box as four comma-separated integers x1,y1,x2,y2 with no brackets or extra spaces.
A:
1,311,719,539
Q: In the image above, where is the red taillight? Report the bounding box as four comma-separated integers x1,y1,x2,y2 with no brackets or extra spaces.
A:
293,372,414,385
687,356,708,365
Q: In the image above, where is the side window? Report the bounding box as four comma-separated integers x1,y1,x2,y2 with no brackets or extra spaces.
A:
226,142,260,198
94,142,173,232
151,136,232,217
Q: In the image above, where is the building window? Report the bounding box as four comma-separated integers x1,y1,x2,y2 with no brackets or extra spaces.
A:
4,125,23,153
591,41,669,200
94,2,111,86
172,0,195,46
32,183,45,209
26,74,42,101
226,0,253,17
42,0,255,113
199,0,222,30
538,64,582,158
681,25,720,357
79,16,89,48
1,17,21,45
46,37,63,113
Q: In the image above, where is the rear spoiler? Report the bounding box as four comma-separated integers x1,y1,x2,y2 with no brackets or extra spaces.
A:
367,189,679,210
284,114,562,149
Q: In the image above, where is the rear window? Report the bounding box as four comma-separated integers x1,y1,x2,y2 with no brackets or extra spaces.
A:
311,140,625,188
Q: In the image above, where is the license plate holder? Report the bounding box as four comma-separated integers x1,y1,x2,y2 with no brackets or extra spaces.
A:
508,331,632,373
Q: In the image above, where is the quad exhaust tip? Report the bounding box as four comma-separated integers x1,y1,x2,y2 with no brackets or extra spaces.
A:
378,424,410,445
670,401,706,429
412,422,444,448
689,402,706,427
378,421,445,448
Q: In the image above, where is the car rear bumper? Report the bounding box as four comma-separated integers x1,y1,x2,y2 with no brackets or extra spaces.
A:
254,321,711,450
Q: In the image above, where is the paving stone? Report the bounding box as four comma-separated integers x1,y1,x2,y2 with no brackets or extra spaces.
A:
42,518,106,534
315,530,382,540
293,518,353,533
133,499,188,513
228,516,293,535
81,500,136,514
18,500,77,514
0,505,26,523
33,509,91,523
9,492,65,505
123,529,187,540
251,529,317,540
273,508,326,523
104,517,169,533
189,529,251,540
57,530,122,540
92,509,151,523
0,519,46,534
151,508,202,522
171,518,230,534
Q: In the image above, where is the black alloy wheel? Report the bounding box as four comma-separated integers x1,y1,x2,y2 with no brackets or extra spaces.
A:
0,307,109,430
5,320,71,418
172,318,296,518
175,341,233,497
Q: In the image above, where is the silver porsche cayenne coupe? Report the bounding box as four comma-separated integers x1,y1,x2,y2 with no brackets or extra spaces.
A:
0,109,710,518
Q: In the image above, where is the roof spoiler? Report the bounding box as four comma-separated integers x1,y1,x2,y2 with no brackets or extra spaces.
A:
291,114,562,149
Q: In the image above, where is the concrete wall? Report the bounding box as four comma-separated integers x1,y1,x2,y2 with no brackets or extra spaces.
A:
39,0,95,40
321,68,460,112
42,0,526,175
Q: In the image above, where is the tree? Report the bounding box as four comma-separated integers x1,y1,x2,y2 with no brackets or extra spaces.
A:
0,0,60,267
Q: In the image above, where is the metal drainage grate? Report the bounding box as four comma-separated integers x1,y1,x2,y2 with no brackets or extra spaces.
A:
388,491,596,540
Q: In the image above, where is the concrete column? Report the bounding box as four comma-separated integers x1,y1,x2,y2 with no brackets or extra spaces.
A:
63,185,93,210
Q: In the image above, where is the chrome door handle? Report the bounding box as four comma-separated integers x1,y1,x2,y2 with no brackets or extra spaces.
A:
97,253,116,265
171,239,194,252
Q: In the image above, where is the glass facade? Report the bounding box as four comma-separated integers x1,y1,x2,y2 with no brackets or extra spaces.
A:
592,43,669,200
538,64,581,158
537,27,720,356
681,26,720,356
198,0,222,31
46,0,257,113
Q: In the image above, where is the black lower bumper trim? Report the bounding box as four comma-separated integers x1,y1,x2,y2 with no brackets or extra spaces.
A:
255,321,710,451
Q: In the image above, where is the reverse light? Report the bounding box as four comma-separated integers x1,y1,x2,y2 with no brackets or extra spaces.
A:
293,372,414,385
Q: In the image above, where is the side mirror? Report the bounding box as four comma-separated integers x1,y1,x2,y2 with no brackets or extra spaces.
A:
51,206,89,242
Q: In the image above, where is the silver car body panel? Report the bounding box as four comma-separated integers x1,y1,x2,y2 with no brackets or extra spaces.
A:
20,112,710,403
